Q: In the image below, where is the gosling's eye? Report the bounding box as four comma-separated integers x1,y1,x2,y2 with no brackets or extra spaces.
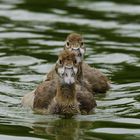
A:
66,42,70,46
59,60,62,64
74,59,77,64
65,73,68,77
81,42,84,47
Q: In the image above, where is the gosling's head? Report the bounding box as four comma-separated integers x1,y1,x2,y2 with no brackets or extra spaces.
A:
64,33,86,63
55,50,79,85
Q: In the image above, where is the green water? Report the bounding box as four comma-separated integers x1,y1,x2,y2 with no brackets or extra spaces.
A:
0,0,140,140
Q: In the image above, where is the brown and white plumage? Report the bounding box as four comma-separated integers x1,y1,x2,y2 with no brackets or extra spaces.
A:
44,33,110,93
22,50,96,116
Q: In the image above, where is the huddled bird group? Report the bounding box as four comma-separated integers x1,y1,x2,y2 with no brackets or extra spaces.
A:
22,33,110,117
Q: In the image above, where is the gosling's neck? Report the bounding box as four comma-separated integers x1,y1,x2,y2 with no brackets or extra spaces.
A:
55,81,77,105
53,80,80,116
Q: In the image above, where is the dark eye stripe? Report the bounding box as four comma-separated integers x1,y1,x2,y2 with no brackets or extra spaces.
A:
66,42,70,46
81,42,84,46
59,60,62,64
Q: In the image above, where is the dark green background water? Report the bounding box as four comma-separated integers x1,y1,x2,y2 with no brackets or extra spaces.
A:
0,0,140,140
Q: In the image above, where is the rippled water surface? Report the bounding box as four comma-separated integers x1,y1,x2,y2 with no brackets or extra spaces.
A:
0,0,140,140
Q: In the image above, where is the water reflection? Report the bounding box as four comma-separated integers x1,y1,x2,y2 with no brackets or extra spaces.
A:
33,119,82,140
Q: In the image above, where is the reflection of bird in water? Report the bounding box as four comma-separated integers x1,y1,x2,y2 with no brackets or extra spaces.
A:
32,118,93,140
44,33,110,94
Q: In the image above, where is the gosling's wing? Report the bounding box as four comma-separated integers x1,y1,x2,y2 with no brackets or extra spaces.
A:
33,80,57,109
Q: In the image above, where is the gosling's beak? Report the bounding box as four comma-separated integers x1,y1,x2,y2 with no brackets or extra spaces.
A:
71,47,80,56
71,47,84,62
63,67,76,85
